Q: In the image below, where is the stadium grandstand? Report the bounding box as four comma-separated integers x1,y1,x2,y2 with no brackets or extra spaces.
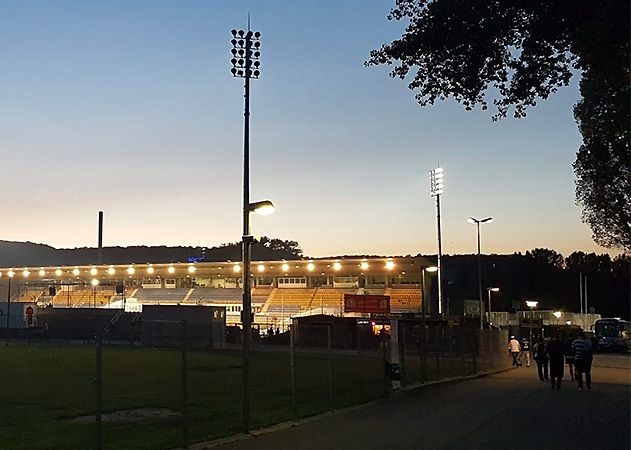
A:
0,257,432,328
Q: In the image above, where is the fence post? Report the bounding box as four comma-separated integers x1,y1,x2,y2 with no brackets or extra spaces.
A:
460,330,466,376
357,325,364,397
181,320,189,448
399,323,406,387
290,325,297,418
95,318,102,450
327,325,333,411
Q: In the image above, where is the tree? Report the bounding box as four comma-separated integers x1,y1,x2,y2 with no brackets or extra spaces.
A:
368,0,630,249
525,248,564,269
257,237,303,257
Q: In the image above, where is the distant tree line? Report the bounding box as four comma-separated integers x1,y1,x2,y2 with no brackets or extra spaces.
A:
441,249,630,320
0,237,303,267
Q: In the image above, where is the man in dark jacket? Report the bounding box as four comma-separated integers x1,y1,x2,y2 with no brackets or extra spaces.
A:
533,337,549,381
547,331,565,389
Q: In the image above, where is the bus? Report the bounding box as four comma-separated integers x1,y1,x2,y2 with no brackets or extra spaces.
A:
594,318,631,352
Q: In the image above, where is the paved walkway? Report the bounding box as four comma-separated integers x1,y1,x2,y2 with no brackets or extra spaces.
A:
215,355,630,450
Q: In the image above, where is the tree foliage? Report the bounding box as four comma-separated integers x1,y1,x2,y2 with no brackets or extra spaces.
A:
368,0,630,249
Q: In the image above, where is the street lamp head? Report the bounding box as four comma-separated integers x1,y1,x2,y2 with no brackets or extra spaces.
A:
565,320,572,326
91,279,99,287
481,217,494,224
467,217,478,224
488,287,500,292
553,311,562,319
249,200,275,216
525,300,539,309
425,266,439,273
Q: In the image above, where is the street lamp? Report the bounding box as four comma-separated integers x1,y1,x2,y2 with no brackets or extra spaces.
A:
525,300,539,344
429,168,444,314
91,278,99,308
487,287,500,327
6,270,15,329
553,311,562,325
467,216,493,329
231,26,268,431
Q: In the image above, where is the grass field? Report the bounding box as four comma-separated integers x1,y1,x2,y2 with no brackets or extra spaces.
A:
0,343,389,450
0,342,491,450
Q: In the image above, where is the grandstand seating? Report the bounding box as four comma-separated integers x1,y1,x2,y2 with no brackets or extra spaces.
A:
388,288,422,311
263,288,315,316
52,288,116,308
133,288,190,303
15,289,45,303
186,287,242,303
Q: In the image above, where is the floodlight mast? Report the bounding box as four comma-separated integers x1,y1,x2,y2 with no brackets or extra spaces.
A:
429,168,444,315
231,27,262,431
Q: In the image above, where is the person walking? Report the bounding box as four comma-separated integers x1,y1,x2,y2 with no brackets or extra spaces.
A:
572,331,594,391
563,334,576,381
547,331,565,389
521,337,531,367
508,336,522,367
533,337,549,381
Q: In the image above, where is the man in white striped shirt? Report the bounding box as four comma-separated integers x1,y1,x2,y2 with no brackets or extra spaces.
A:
572,331,593,391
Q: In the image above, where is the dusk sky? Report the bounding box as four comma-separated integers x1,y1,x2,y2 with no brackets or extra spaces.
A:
0,0,612,257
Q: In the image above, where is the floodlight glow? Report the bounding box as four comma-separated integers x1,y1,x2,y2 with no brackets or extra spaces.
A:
127,267,135,275
90,267,98,276
72,268,80,276
8,270,15,278
39,269,46,277
360,261,369,270
385,261,395,270
425,266,439,273
91,278,99,287
281,263,289,272
188,265,196,274
553,311,562,319
333,262,342,271
307,262,315,272
22,269,30,278
107,267,115,276
168,265,176,274
147,266,155,274
233,264,241,273
55,269,63,277
257,264,265,273
525,300,539,308
249,200,275,216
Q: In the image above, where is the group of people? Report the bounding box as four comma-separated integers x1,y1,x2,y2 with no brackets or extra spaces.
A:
508,331,593,390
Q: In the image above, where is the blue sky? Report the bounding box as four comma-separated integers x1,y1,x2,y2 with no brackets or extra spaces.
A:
0,0,609,257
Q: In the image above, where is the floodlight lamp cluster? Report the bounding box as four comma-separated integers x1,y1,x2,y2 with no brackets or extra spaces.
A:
230,29,261,79
429,167,444,197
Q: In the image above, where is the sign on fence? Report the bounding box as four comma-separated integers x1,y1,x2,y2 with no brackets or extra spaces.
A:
344,294,390,314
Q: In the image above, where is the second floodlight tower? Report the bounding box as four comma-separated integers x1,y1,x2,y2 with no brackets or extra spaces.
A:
429,167,444,315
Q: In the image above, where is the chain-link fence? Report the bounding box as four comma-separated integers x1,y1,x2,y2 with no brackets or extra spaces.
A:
0,313,512,450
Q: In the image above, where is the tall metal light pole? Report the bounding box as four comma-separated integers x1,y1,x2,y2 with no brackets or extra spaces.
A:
487,287,499,327
6,270,15,329
467,217,493,330
429,168,444,314
525,300,539,345
231,27,274,431
421,266,438,383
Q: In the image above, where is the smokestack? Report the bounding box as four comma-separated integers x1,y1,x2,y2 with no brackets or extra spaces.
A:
98,211,103,264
